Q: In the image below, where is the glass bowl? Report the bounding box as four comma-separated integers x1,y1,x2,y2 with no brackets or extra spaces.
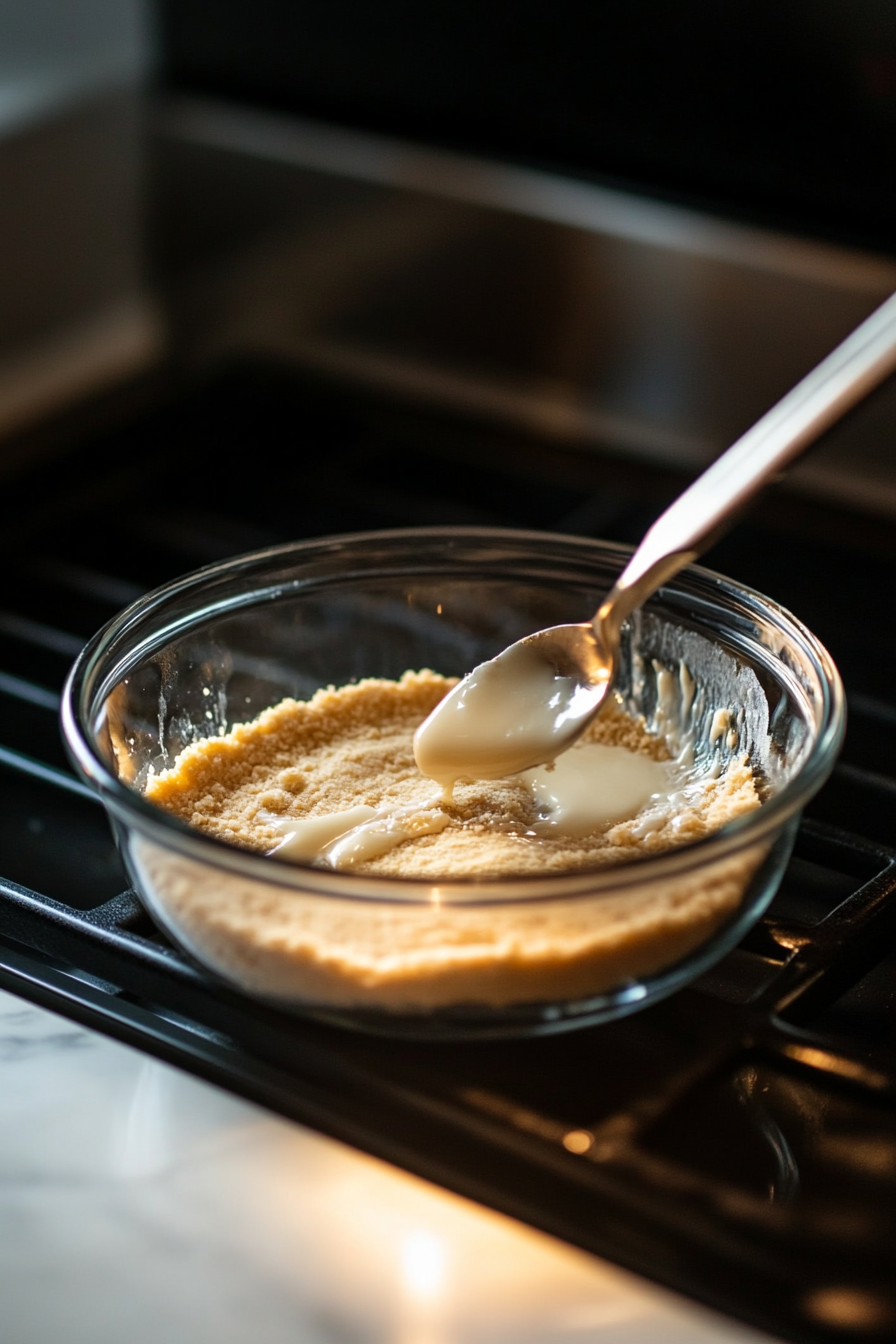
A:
61,527,844,1038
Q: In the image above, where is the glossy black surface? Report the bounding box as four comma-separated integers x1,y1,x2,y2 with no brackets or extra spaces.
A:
2,365,896,1343
160,2,896,251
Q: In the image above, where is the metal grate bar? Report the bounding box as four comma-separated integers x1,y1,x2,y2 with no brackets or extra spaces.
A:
1,365,896,1343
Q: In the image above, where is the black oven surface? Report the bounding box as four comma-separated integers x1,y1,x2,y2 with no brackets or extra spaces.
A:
2,366,896,1344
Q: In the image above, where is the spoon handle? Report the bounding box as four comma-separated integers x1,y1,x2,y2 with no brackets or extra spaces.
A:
596,288,896,635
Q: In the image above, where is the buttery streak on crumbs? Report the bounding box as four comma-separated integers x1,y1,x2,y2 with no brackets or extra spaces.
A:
138,670,765,1008
144,670,760,879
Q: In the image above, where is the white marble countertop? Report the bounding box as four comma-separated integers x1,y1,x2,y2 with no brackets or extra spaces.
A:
0,985,774,1343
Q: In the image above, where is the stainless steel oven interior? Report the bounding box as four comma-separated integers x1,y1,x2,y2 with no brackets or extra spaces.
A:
3,8,896,1343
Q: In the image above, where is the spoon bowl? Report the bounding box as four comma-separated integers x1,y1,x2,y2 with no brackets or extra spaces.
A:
413,622,613,789
61,526,845,1035
415,288,896,783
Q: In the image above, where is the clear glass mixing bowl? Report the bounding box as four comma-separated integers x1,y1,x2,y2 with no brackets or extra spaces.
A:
62,528,844,1038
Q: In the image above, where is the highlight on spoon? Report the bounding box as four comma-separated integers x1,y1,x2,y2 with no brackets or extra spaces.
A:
415,288,896,790
413,624,612,789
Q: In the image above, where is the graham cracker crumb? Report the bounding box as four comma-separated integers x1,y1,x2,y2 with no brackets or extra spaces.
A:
146,669,759,878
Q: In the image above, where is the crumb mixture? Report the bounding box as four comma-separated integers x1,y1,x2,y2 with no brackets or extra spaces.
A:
145,670,760,878
136,670,767,1010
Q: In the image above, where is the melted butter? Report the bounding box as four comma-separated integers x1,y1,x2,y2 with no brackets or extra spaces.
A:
524,743,671,836
324,805,450,870
709,708,731,744
271,799,450,872
270,741,670,870
271,805,378,861
413,642,592,792
270,649,723,871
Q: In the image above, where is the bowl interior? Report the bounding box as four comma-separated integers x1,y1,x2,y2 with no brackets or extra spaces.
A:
62,530,844,1034
83,532,832,821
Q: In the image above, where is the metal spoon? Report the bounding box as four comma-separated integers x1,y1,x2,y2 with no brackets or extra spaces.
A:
414,290,896,788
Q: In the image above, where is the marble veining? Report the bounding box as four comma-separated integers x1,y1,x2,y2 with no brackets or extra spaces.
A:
0,986,772,1343
0,996,92,1060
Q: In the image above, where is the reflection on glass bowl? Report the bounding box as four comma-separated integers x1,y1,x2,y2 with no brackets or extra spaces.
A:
62,528,844,1038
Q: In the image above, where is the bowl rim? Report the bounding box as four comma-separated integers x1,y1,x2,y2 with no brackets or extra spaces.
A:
61,524,846,907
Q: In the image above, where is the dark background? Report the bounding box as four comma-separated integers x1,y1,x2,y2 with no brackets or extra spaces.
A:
159,0,896,252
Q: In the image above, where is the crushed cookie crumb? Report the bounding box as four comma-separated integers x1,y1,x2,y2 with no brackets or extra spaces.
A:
146,669,758,878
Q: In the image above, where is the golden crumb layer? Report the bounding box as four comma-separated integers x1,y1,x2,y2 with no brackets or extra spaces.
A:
145,669,758,878
139,671,765,1009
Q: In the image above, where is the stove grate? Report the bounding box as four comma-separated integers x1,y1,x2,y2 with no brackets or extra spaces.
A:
2,364,896,1344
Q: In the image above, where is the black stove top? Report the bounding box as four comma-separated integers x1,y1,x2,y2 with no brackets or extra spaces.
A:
2,364,896,1344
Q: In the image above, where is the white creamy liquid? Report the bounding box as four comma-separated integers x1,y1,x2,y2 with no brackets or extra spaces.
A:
324,806,450,869
271,742,669,870
272,800,450,871
413,642,596,791
525,743,670,836
271,806,378,861
271,646,693,871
